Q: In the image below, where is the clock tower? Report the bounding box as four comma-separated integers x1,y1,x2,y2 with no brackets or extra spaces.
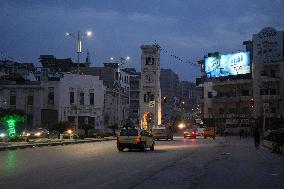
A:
139,45,162,130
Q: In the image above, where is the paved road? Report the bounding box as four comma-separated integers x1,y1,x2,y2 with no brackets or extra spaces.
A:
0,137,283,189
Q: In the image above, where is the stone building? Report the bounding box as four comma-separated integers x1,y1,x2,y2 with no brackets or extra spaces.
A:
81,63,130,129
252,27,284,130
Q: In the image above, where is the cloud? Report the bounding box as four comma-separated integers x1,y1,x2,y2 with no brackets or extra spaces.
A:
128,12,176,23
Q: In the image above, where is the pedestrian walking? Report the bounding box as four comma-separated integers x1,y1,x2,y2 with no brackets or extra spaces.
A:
253,127,260,149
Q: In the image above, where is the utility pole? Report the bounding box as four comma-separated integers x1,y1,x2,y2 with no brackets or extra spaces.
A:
77,30,81,74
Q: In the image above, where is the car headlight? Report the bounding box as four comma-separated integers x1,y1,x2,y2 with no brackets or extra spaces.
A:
0,133,6,138
26,133,31,136
35,132,41,136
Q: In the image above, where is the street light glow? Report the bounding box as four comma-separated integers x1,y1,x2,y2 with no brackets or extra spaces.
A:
126,56,130,60
178,123,185,129
86,31,92,36
110,57,114,61
65,32,71,36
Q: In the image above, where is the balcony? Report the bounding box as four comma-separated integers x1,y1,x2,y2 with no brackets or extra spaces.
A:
261,95,280,101
260,76,280,82
212,79,251,86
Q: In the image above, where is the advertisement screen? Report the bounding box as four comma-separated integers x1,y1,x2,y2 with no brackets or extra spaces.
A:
205,52,250,78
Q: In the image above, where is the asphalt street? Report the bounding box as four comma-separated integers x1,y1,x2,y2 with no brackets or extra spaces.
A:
0,136,283,189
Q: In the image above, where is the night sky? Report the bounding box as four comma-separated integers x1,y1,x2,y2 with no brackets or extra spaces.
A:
0,0,284,81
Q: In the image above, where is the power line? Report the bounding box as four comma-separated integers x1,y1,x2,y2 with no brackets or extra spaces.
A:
153,41,200,68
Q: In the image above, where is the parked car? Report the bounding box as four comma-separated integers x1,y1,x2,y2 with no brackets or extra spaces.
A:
204,127,216,139
183,128,197,139
0,129,8,142
117,128,155,152
22,128,50,139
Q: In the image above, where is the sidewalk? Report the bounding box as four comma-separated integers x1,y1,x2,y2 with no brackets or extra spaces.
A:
0,136,116,151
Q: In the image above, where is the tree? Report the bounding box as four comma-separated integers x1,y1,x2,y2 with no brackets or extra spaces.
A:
82,123,93,135
0,108,26,138
52,121,71,139
108,123,118,136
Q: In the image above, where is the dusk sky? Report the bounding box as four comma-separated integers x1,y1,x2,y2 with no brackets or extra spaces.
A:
0,0,284,81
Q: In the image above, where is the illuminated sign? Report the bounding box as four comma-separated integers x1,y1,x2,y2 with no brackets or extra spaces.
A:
205,52,250,78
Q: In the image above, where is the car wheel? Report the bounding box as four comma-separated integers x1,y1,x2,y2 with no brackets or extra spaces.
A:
117,146,123,152
166,137,169,141
140,143,146,152
150,143,154,151
171,136,173,141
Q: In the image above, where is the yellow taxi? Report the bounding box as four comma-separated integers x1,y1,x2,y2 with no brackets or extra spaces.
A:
117,128,155,152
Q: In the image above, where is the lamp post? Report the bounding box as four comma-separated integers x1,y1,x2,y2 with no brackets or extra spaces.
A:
110,56,130,128
65,30,92,74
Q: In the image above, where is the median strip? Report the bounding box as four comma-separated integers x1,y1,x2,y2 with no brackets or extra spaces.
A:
0,137,116,151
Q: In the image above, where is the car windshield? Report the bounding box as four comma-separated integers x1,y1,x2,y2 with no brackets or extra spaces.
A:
186,129,196,132
119,129,138,136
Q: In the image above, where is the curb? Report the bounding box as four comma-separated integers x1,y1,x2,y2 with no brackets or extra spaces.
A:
263,139,283,154
0,138,116,151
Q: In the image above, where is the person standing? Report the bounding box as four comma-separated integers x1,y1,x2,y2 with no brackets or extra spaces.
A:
253,127,260,149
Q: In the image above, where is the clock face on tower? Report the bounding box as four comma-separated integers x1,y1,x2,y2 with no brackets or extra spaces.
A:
145,74,154,84
145,56,155,66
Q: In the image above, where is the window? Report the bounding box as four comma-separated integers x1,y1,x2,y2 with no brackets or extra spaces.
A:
90,92,94,105
10,95,16,105
208,92,212,98
70,92,74,105
79,92,84,105
271,70,276,78
241,90,250,96
270,88,277,95
27,96,33,106
48,87,54,105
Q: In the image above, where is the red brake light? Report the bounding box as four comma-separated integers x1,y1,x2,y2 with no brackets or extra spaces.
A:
191,131,195,134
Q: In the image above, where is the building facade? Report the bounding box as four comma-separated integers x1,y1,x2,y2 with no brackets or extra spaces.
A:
160,69,180,123
81,63,130,129
123,68,140,126
252,27,284,130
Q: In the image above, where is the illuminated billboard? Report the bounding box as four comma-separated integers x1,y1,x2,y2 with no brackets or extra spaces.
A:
205,52,250,78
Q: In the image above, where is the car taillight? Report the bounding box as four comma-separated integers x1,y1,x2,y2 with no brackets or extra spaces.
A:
184,131,187,134
191,132,195,134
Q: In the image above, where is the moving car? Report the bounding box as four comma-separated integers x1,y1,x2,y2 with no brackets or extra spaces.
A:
117,128,155,152
152,125,173,140
196,128,205,136
183,128,197,139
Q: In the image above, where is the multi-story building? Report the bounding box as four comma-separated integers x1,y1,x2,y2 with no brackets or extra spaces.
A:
198,27,284,134
160,69,180,123
180,81,201,111
252,27,284,130
123,68,140,125
197,52,253,134
81,63,130,128
0,72,105,131
40,73,105,131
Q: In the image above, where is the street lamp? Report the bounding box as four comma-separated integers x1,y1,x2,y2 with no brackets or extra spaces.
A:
110,56,130,67
65,30,92,74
